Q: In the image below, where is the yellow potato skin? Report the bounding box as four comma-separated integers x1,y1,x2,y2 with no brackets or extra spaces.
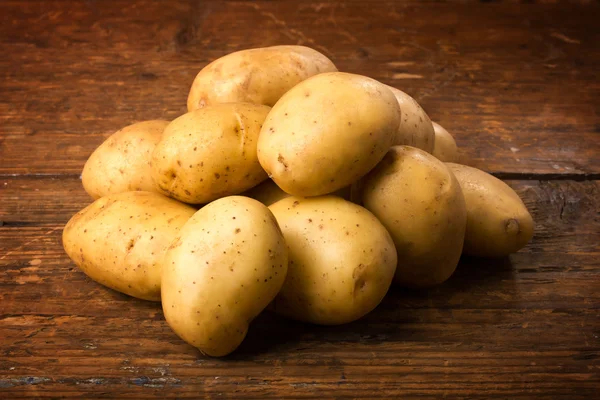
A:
446,163,534,257
269,196,397,325
161,196,288,357
82,120,169,199
258,72,400,196
151,103,270,204
62,191,196,301
243,179,351,206
387,86,435,153
362,146,467,287
432,122,458,162
187,45,337,111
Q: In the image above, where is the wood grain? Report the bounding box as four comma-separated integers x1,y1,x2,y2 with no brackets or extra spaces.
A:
1,178,598,398
1,0,599,398
1,0,599,176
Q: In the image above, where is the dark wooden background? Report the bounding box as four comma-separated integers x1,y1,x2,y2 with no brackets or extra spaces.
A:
1,0,598,398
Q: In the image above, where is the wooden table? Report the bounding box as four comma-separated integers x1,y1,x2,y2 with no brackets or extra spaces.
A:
1,1,598,398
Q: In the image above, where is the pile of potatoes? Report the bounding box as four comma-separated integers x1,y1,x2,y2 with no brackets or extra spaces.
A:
63,46,534,356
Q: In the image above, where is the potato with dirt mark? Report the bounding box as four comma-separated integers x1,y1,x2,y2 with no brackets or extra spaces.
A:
258,72,400,197
447,163,534,257
362,146,467,288
161,196,288,357
62,191,196,301
151,103,270,204
82,120,169,199
187,45,337,111
269,196,397,325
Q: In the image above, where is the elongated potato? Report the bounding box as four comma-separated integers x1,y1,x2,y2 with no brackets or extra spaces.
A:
187,46,337,111
387,86,435,153
432,122,458,162
447,163,534,257
152,103,270,204
62,191,196,301
82,120,169,199
258,72,400,196
162,196,288,356
269,196,397,325
362,146,467,287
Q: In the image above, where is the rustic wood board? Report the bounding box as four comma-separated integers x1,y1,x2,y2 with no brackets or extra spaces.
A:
1,0,599,398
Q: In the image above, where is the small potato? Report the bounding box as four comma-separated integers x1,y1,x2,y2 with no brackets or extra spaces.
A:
387,86,435,153
362,146,467,287
62,191,196,301
152,103,270,204
446,163,534,257
269,196,397,325
162,196,288,357
243,179,352,206
82,120,169,199
187,45,337,111
432,122,458,162
258,72,400,196
242,180,291,206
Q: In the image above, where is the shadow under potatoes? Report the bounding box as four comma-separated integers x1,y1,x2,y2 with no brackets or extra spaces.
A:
232,255,516,359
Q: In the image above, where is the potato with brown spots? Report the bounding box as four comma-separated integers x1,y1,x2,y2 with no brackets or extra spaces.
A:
387,86,435,153
82,120,169,199
161,196,288,356
62,191,196,301
432,122,458,162
258,72,400,196
447,163,534,257
362,146,467,288
268,196,397,325
151,103,270,204
187,45,337,111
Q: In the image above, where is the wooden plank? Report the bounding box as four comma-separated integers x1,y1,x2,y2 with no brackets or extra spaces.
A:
0,177,598,398
1,0,599,175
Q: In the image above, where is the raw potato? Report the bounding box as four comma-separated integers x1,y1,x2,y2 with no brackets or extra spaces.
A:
362,146,467,287
387,86,435,153
62,191,196,301
162,196,288,356
152,103,270,204
258,72,400,196
269,196,397,325
243,179,352,206
446,163,534,257
432,122,458,162
82,120,169,199
242,180,291,206
187,45,337,111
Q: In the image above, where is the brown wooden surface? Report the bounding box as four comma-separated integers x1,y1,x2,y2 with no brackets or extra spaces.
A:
0,0,599,398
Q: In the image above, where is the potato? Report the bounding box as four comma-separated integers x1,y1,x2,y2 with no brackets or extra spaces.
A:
432,122,458,162
161,196,288,356
362,146,467,287
62,191,196,301
269,196,397,325
187,46,337,111
82,120,169,199
151,103,270,204
242,179,290,206
387,86,435,153
244,179,352,206
258,72,400,196
446,163,534,257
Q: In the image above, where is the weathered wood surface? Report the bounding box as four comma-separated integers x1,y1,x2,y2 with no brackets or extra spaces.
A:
1,178,598,398
1,0,599,176
1,0,599,398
